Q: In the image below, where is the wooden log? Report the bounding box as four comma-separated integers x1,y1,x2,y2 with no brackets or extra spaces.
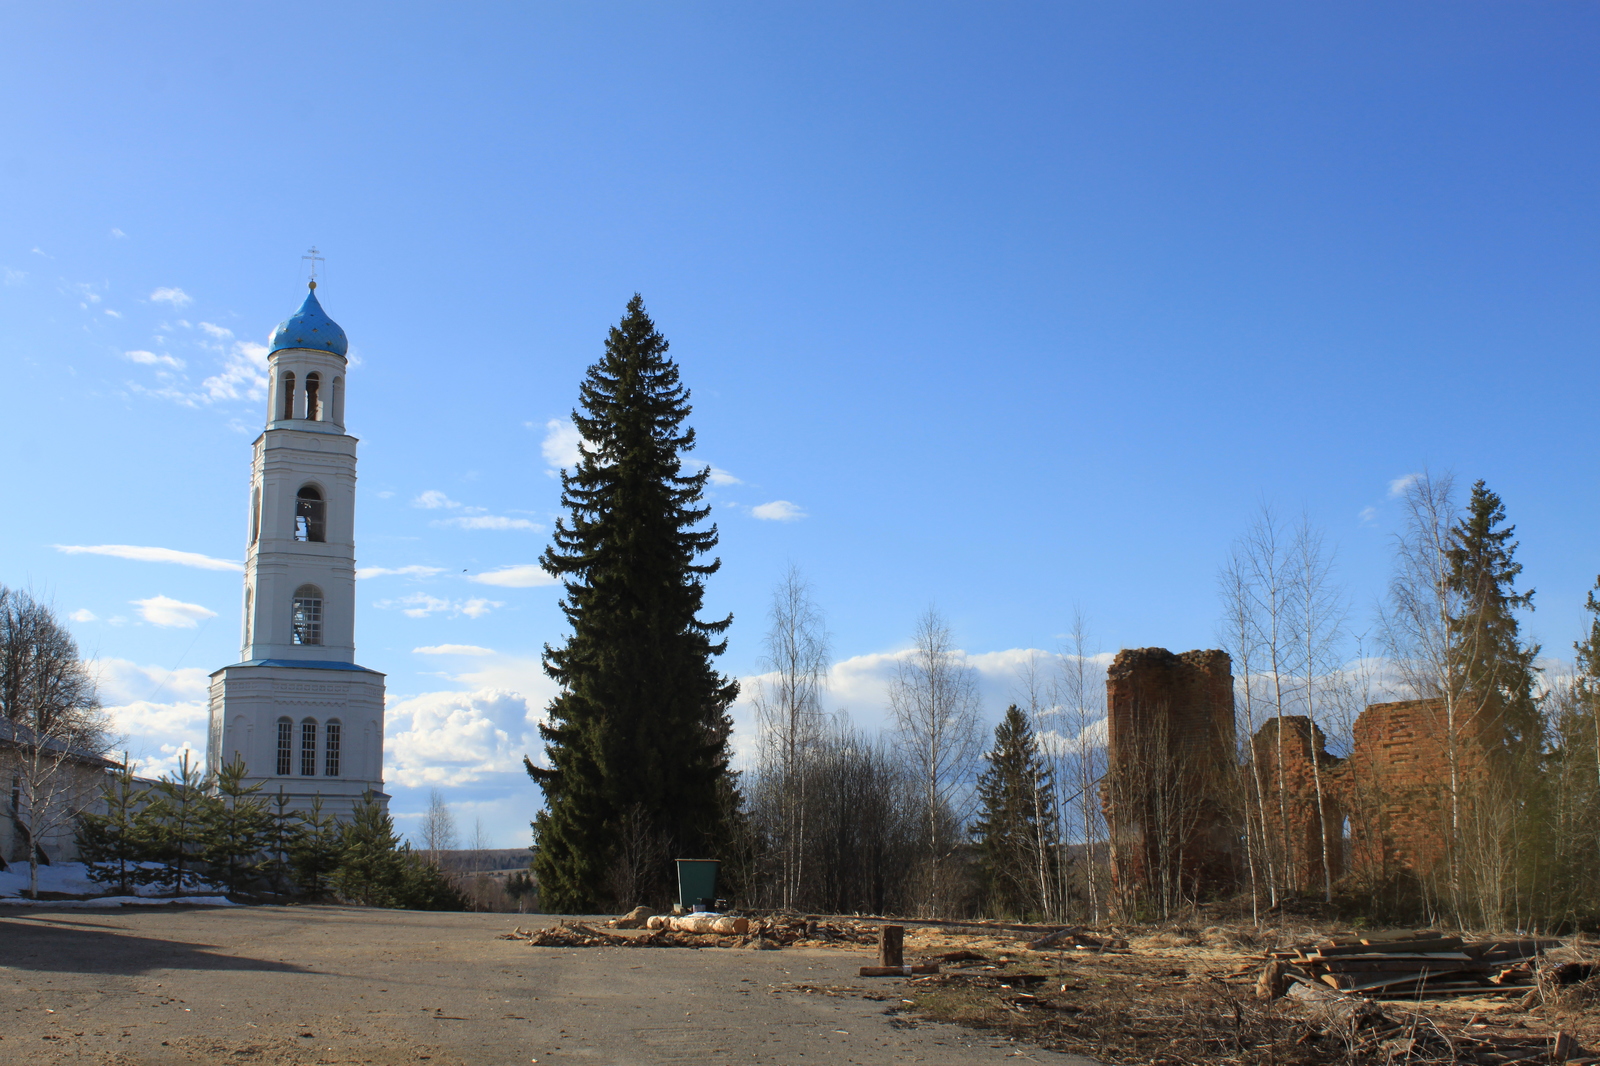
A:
665,914,749,935
879,925,905,968
860,964,940,977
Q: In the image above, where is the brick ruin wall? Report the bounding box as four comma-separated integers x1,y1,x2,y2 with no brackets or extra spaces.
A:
1248,699,1500,890
1106,648,1502,901
1104,647,1239,899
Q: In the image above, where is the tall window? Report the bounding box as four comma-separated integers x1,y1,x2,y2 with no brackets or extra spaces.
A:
305,372,321,420
276,718,293,775
300,719,317,776
250,486,261,544
281,371,296,420
291,585,323,645
325,719,341,776
294,486,325,542
331,376,344,424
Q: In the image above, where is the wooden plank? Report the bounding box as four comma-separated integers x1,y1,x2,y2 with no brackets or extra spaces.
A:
1318,959,1487,973
1324,968,1470,992
1307,951,1474,962
860,964,939,977
1313,938,1463,956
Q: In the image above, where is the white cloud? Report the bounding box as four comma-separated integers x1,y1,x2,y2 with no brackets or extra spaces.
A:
413,490,461,510
76,661,212,776
1388,473,1421,498
92,658,211,705
131,595,217,628
198,322,233,340
69,609,98,623
3,268,25,285
385,688,538,788
110,228,126,238
199,341,269,402
438,515,540,532
55,543,243,572
1358,506,1377,526
150,287,192,307
706,465,742,486
540,419,582,475
752,500,806,522
124,349,185,370
104,308,122,318
375,594,503,619
356,565,446,580
413,644,497,657
468,564,557,588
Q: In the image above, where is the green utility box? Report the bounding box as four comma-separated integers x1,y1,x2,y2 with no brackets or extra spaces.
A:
675,858,720,911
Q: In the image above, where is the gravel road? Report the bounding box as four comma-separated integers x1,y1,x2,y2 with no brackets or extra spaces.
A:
0,904,1096,1065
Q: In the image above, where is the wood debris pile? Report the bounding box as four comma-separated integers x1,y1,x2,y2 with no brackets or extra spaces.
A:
500,915,880,950
1025,927,1130,953
500,921,738,948
1265,930,1563,1001
1295,993,1598,1066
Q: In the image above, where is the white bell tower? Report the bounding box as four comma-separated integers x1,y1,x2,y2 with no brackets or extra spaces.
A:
206,281,387,817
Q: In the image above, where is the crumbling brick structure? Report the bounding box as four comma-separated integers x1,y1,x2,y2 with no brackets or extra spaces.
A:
1251,698,1501,890
1104,648,1238,906
1248,715,1345,892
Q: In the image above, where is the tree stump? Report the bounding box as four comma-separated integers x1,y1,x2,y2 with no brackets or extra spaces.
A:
879,925,904,968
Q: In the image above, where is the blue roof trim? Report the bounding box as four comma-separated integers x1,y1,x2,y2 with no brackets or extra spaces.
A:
213,659,384,676
269,285,349,357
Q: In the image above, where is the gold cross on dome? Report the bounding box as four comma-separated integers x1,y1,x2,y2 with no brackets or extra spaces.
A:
302,246,324,283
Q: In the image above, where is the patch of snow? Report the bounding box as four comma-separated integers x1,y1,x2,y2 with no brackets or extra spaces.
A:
0,861,224,899
0,894,239,908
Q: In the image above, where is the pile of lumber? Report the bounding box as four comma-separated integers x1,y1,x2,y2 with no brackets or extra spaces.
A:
1267,930,1562,1000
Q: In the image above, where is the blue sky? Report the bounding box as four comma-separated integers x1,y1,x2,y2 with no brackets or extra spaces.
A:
3,3,1596,847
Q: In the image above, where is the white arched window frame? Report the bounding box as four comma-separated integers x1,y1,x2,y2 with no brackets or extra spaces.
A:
276,717,293,775
305,372,322,421
325,719,342,776
280,370,297,421
291,585,323,646
300,718,318,776
294,484,326,542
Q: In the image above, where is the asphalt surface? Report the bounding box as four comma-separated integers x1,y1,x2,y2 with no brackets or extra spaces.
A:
0,904,1097,1065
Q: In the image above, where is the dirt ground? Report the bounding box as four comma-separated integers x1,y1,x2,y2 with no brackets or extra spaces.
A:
891,920,1600,1066
0,903,1098,1066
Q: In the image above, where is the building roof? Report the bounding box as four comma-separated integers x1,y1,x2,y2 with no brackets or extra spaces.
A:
0,716,119,770
268,283,348,357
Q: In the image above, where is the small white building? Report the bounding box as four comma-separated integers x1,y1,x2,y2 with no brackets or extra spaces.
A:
205,283,388,819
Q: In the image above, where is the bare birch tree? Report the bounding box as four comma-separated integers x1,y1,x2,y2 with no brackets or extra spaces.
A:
1379,471,1466,915
0,586,108,898
1219,549,1276,915
1056,611,1107,922
420,788,457,863
751,565,829,910
889,606,982,912
1293,514,1346,901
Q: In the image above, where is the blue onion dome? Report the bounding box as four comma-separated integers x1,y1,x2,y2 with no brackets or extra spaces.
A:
269,282,348,356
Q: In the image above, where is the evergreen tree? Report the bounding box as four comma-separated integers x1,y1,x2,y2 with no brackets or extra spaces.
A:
331,792,466,910
291,795,343,899
971,705,1059,920
75,756,151,895
1445,480,1541,763
333,792,409,907
525,295,739,912
264,786,304,896
142,751,212,893
199,755,273,893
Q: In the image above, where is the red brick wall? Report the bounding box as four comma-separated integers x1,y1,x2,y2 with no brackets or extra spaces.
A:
1104,648,1238,901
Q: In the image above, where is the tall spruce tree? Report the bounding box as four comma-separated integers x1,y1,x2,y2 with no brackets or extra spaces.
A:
526,295,738,912
971,705,1059,920
1445,480,1541,764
